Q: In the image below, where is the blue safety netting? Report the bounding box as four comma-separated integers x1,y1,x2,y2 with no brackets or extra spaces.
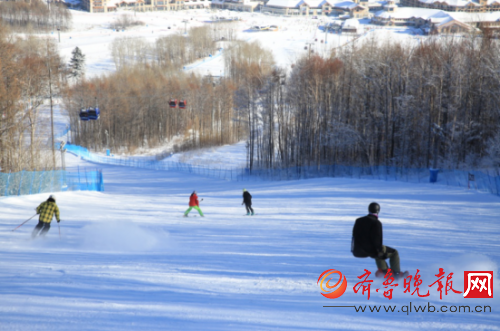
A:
0,168,104,197
64,143,500,197
242,165,500,196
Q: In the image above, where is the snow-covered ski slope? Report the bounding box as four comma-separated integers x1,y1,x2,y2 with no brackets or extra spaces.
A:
1,152,499,330
1,7,499,330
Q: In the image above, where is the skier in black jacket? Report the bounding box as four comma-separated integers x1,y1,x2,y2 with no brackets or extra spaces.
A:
351,202,406,278
242,189,254,216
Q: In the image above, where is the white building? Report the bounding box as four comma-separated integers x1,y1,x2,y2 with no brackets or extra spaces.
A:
342,17,361,31
372,1,500,33
262,0,381,16
82,0,211,13
211,0,261,12
401,0,500,13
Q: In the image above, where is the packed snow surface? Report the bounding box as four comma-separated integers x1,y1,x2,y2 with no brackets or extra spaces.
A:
1,152,499,330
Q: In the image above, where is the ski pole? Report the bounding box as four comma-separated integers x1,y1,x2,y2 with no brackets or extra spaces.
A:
58,222,61,239
11,214,37,232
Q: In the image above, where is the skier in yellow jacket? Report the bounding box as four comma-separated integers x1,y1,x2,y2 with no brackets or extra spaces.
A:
32,195,60,238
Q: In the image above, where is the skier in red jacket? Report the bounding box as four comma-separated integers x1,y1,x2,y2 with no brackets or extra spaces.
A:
183,191,204,217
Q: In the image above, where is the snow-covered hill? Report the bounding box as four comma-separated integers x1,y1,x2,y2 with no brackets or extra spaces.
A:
59,8,420,79
1,152,499,330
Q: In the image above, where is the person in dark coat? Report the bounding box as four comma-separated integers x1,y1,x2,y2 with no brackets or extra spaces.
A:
32,195,60,238
351,202,404,278
242,189,254,215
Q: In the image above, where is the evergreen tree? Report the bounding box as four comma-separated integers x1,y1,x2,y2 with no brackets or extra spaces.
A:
68,47,85,80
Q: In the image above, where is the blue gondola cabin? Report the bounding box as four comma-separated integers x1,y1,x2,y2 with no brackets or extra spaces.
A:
87,107,100,120
79,109,89,121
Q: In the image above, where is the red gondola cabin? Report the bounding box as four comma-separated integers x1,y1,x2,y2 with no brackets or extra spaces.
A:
179,100,187,109
169,99,178,108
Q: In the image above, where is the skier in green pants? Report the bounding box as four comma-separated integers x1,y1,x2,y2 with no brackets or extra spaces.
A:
184,191,204,217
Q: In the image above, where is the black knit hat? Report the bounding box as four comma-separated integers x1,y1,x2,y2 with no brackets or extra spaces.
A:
368,202,380,214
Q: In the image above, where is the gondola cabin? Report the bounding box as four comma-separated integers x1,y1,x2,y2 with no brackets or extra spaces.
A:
87,107,100,120
79,109,90,121
179,100,187,109
169,99,178,108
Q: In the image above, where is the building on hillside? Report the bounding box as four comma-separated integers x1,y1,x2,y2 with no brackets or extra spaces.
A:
331,1,368,18
154,0,182,11
178,0,212,9
372,4,458,27
430,15,472,33
443,11,500,29
261,0,380,16
401,0,500,13
78,0,385,14
82,0,211,12
261,0,319,16
261,0,300,15
349,3,369,17
82,0,145,13
210,0,261,11
371,2,500,33
342,17,360,31
478,16,500,30
77,0,500,12
331,0,385,17
81,0,106,12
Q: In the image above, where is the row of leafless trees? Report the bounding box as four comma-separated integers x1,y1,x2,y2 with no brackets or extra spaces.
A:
0,27,65,172
109,14,145,31
250,35,500,171
66,68,240,154
110,24,238,72
224,40,275,170
67,29,500,172
70,25,247,154
0,0,72,31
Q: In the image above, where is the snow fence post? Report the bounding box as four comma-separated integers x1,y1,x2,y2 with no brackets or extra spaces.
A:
60,170,63,192
18,170,25,196
486,172,494,195
429,168,439,183
38,170,44,193
50,170,54,192
4,171,11,196
99,170,104,192
29,171,35,195
495,174,500,196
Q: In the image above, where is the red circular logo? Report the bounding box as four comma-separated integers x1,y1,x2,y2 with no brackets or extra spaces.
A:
317,269,348,299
